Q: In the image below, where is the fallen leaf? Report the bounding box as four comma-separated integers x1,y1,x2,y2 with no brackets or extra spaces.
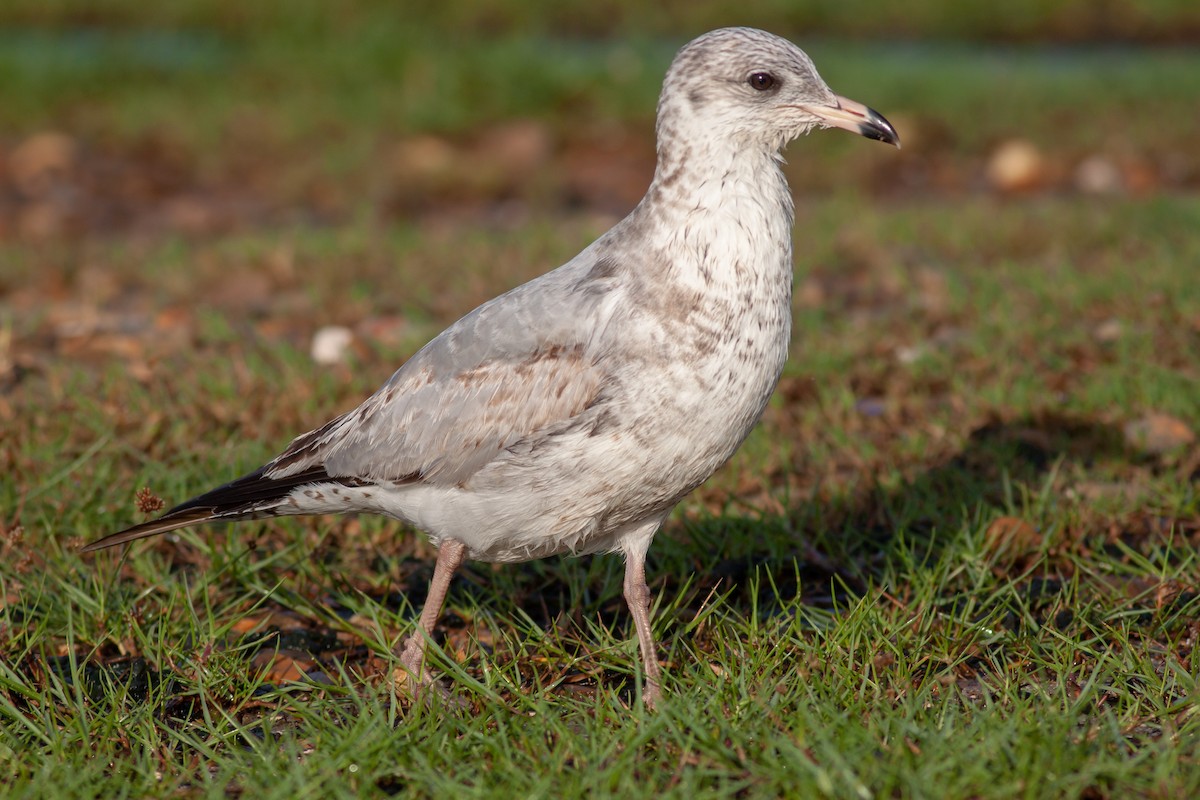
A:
1123,413,1195,455
252,650,314,684
984,516,1042,555
10,131,77,194
986,139,1048,192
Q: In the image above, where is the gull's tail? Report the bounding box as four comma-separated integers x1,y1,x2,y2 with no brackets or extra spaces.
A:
80,464,335,552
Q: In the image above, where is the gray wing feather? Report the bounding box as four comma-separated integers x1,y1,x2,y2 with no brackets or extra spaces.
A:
266,255,621,486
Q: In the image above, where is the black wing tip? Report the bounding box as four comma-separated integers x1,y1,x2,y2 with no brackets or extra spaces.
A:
81,463,341,554
79,507,216,552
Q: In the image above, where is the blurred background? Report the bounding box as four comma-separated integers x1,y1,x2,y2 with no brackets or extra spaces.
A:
2,0,1198,242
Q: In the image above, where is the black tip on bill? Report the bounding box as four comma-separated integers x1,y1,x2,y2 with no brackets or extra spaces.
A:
860,106,900,149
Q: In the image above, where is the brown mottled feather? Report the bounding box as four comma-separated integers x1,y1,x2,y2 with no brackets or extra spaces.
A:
266,339,606,486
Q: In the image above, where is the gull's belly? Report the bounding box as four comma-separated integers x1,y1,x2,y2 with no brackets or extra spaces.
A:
484,302,791,557
375,320,790,564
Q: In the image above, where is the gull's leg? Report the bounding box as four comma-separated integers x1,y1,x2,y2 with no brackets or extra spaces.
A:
621,524,664,708
397,539,467,693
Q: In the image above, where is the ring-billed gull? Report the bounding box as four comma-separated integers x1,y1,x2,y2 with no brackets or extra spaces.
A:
84,27,899,707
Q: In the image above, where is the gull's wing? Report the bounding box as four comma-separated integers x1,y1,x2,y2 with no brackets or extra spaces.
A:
267,260,621,486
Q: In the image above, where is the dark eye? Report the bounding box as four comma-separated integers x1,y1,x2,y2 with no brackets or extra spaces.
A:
748,72,776,91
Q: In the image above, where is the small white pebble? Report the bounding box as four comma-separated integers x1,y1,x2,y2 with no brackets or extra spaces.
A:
311,325,355,365
896,344,928,364
1075,155,1123,194
1092,318,1124,343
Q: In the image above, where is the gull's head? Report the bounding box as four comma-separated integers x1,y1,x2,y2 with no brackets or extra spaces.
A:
657,28,899,156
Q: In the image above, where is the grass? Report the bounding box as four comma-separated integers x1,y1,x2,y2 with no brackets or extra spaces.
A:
4,196,1198,797
3,6,1200,799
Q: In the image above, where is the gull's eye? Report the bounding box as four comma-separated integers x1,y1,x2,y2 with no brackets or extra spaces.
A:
748,72,777,91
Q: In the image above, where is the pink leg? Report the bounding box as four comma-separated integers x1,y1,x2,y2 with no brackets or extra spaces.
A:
623,541,663,708
398,539,467,692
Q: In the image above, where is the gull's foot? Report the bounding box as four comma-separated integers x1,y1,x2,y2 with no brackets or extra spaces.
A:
642,677,662,710
393,634,465,708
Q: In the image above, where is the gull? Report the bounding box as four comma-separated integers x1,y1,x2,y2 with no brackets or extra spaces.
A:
84,27,898,707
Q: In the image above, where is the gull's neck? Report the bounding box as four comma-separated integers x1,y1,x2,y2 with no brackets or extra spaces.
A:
646,138,793,214
625,139,796,291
